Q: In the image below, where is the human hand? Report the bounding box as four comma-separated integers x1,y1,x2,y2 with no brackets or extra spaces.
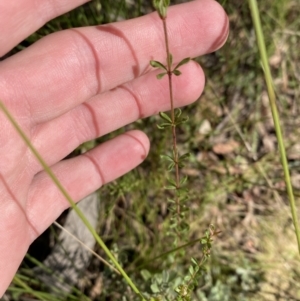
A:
0,0,228,295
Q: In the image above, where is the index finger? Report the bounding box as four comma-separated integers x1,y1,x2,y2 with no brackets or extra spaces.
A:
0,0,229,123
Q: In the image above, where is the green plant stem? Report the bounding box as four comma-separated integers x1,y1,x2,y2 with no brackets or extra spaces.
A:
162,16,181,230
248,0,300,254
0,100,146,300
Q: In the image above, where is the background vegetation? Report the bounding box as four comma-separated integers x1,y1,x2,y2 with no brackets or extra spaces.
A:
4,0,300,300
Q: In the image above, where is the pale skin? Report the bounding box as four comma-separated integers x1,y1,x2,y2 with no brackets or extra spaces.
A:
0,0,228,296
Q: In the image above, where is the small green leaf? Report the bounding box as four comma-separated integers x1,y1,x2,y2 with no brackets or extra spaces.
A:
150,282,160,293
167,178,176,186
176,187,189,195
159,111,172,123
174,57,191,70
157,122,172,129
174,108,182,118
156,72,167,79
162,270,169,282
167,163,175,171
140,269,152,281
180,176,188,185
179,194,189,203
167,198,175,204
175,116,189,126
178,153,190,168
184,275,191,282
160,154,175,162
150,60,167,71
191,258,198,265
172,69,181,76
201,237,208,244
156,124,165,130
165,185,177,190
179,152,191,161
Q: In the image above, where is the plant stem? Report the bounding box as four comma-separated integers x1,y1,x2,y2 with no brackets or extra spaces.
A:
162,16,181,229
248,0,300,254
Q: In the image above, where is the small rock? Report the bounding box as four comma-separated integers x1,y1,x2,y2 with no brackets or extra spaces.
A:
198,119,212,135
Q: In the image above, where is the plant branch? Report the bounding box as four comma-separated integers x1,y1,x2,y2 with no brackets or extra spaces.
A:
162,13,182,237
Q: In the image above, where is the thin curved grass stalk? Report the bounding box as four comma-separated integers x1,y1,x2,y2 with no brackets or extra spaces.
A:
0,100,146,300
247,0,300,254
53,221,120,274
151,0,191,240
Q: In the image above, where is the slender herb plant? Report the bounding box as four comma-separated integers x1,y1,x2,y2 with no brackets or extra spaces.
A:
1,1,217,299
145,2,219,300
150,0,191,241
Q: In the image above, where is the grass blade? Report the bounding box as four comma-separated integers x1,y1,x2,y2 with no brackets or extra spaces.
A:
248,0,300,254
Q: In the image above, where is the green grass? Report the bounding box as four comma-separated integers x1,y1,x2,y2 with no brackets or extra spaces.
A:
4,0,300,300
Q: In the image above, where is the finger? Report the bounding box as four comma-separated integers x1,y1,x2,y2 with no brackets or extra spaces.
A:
0,0,91,57
0,0,228,123
27,130,149,238
30,61,204,170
